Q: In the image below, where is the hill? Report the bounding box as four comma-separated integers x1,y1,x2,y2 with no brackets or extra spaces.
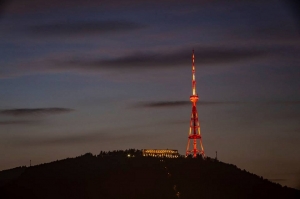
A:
0,149,299,199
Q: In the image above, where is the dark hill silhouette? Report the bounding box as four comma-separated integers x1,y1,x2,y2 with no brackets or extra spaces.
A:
0,149,299,199
0,166,27,187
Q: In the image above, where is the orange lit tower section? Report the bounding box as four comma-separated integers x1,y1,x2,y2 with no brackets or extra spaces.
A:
186,50,205,158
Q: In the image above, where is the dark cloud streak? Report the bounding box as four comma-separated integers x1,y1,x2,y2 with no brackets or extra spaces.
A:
135,101,240,108
285,0,300,29
59,47,267,71
15,131,156,146
0,120,41,125
0,0,10,18
135,100,300,109
0,108,73,117
4,0,274,15
28,21,145,36
137,101,189,108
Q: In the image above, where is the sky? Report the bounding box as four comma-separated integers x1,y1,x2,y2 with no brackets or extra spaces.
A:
0,0,300,189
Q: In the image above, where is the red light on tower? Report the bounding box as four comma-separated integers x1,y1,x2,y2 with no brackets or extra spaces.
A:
186,50,205,158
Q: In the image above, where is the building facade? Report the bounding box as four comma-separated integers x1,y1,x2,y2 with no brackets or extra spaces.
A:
142,149,179,158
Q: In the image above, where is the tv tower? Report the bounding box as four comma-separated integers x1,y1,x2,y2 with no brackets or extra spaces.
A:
186,50,205,158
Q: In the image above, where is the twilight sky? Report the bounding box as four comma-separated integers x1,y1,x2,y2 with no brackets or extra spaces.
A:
0,0,300,189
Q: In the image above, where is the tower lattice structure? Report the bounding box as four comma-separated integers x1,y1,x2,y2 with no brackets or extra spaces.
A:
186,50,205,158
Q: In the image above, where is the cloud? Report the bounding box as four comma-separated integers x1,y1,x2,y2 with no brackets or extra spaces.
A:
0,43,269,80
57,46,268,71
0,120,41,125
4,0,276,14
133,100,300,109
3,0,142,14
0,45,268,79
266,101,300,105
28,21,145,36
231,24,300,45
284,0,300,28
0,0,9,18
137,101,190,108
27,132,110,146
0,108,73,117
15,130,156,146
135,100,239,108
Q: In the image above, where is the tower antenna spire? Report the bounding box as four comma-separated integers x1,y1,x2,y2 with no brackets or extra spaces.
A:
186,50,205,158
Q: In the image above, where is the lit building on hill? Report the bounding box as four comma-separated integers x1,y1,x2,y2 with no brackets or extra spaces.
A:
142,149,179,158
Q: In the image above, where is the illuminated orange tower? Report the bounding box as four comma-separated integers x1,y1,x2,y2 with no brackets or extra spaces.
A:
186,50,205,158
